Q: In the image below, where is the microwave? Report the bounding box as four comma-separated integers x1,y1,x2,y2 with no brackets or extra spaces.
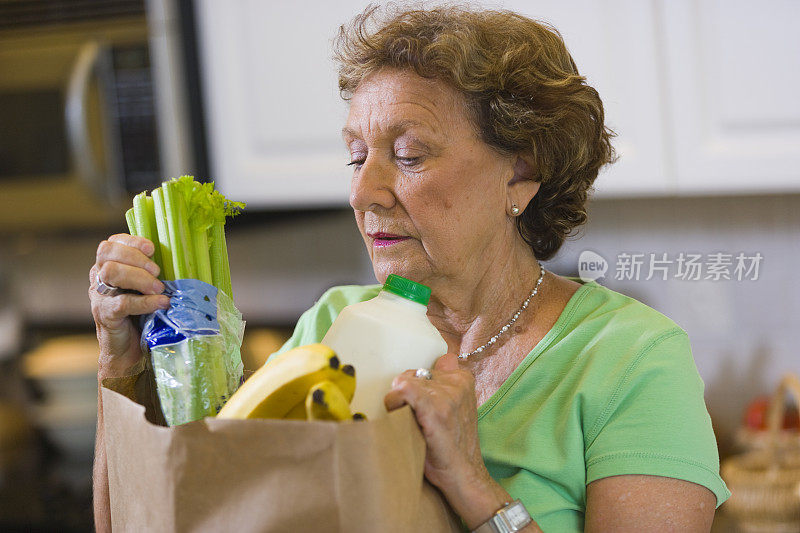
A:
0,8,174,232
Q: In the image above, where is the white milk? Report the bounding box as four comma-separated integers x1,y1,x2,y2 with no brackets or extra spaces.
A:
321,275,448,420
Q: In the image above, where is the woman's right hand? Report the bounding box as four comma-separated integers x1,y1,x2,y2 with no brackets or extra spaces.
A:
89,234,170,379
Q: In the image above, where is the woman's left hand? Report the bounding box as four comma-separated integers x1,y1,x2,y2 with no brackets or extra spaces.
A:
384,353,489,492
385,353,540,531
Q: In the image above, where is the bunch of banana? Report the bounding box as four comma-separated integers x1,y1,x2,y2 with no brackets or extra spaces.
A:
216,343,366,422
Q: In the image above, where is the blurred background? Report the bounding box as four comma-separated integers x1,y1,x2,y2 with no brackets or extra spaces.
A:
0,0,797,530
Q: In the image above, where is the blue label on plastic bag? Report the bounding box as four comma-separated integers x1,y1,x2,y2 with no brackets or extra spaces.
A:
142,279,220,348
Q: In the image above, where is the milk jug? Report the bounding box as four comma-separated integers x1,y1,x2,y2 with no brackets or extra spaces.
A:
321,274,448,420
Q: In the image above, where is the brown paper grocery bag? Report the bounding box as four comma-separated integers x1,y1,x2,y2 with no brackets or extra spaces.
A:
101,372,463,532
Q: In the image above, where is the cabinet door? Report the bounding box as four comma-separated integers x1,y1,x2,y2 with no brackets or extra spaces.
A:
500,0,673,197
659,0,800,194
197,1,673,205
196,0,366,207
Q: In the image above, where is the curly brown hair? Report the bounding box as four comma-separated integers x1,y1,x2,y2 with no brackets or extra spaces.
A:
334,4,616,261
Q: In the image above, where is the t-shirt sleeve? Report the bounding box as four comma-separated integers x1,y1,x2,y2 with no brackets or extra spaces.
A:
268,285,378,362
584,328,731,507
268,301,329,362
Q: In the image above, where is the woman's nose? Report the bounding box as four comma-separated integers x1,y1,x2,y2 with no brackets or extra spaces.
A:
349,155,396,212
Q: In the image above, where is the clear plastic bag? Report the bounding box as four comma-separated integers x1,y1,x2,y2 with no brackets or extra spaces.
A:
140,279,245,426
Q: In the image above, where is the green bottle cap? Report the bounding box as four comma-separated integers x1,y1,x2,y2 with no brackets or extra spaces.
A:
383,274,431,306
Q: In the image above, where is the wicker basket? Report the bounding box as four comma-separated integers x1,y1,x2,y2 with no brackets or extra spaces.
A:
721,373,800,532
735,426,800,454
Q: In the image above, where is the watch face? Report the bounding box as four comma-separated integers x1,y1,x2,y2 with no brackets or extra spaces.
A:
504,501,531,528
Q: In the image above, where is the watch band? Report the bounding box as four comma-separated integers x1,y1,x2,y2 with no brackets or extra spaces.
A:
472,499,532,533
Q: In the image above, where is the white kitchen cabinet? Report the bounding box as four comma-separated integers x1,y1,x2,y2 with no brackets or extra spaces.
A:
196,1,800,206
196,0,367,207
498,0,672,197
658,0,800,195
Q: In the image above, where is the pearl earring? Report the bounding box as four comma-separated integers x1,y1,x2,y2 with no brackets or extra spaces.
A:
511,204,520,216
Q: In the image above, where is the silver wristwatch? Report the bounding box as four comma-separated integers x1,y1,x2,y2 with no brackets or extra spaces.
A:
472,499,532,533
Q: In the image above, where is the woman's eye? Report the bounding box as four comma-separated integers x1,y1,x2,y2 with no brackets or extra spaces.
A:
347,155,366,168
396,156,421,167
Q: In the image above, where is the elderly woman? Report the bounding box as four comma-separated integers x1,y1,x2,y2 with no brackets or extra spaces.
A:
91,5,730,532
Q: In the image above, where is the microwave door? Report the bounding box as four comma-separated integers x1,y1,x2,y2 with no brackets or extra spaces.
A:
0,37,125,231
66,41,125,205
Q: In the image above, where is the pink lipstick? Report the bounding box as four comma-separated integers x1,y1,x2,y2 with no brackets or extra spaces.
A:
368,232,410,248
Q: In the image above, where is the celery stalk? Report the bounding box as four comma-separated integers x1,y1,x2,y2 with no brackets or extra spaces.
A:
186,337,208,421
125,208,138,236
191,224,213,285
188,230,215,415
209,223,232,298
163,181,196,280
133,192,163,271
163,180,202,418
151,188,175,281
144,196,164,272
132,192,148,236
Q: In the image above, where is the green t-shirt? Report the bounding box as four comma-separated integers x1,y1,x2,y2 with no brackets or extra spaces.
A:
274,278,731,532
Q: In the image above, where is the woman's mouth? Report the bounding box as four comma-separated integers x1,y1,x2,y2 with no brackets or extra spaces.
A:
369,232,411,248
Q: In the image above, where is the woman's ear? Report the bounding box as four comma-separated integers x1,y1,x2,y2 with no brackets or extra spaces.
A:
507,155,540,214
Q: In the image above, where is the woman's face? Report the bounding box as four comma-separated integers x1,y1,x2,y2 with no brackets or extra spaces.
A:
344,68,517,287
